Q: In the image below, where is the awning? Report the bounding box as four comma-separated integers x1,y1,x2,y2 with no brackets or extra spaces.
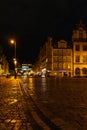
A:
58,70,66,72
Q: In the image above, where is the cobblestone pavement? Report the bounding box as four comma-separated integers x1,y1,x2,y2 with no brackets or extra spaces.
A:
0,77,33,130
24,77,87,130
1,77,87,130
0,77,61,130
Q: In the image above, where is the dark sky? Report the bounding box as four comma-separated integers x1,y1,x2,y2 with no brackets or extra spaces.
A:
0,0,87,67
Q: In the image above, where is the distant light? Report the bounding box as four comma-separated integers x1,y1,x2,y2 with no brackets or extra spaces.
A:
10,39,15,44
42,68,46,72
14,60,17,65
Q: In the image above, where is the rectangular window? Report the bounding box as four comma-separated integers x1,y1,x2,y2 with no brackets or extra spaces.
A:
83,45,87,51
75,56,80,62
83,56,87,62
75,45,80,51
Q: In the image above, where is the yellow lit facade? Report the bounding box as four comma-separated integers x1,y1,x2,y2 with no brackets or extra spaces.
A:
72,21,87,77
34,21,87,77
38,37,53,76
52,40,72,77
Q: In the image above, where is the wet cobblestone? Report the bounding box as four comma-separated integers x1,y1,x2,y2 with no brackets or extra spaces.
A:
0,77,33,130
1,77,87,130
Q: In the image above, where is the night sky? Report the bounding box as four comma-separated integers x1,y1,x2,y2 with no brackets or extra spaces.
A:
0,0,87,68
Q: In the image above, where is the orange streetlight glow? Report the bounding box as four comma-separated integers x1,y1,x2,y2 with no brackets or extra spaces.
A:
10,39,17,78
10,39,15,44
10,39,16,59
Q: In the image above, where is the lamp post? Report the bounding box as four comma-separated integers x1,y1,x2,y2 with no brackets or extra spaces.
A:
10,39,17,78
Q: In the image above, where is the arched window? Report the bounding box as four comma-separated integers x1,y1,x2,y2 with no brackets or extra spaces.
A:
75,68,80,75
82,68,87,74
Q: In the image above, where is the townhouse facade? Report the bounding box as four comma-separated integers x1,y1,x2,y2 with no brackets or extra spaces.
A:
72,22,87,77
37,37,53,76
34,21,87,77
52,40,72,77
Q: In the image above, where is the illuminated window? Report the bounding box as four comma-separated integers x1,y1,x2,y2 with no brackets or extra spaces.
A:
75,45,80,51
63,63,66,69
67,64,71,69
75,56,80,62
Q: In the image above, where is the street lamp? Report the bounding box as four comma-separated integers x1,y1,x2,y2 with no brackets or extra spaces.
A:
10,39,16,59
10,39,17,78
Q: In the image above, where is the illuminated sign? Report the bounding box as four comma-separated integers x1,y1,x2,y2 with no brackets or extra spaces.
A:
22,64,32,71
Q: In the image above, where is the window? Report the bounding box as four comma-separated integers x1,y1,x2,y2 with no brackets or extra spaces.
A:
75,68,80,75
58,63,62,69
83,45,87,51
63,63,66,69
75,45,80,51
75,56,80,62
82,68,87,74
67,64,71,69
83,56,87,62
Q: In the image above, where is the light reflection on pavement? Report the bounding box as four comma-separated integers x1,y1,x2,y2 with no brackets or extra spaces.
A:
27,77,87,129
1,76,87,129
0,77,33,130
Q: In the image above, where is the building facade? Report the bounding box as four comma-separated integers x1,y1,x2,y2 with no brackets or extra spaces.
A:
52,40,72,77
34,21,87,77
34,37,53,76
72,22,87,77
